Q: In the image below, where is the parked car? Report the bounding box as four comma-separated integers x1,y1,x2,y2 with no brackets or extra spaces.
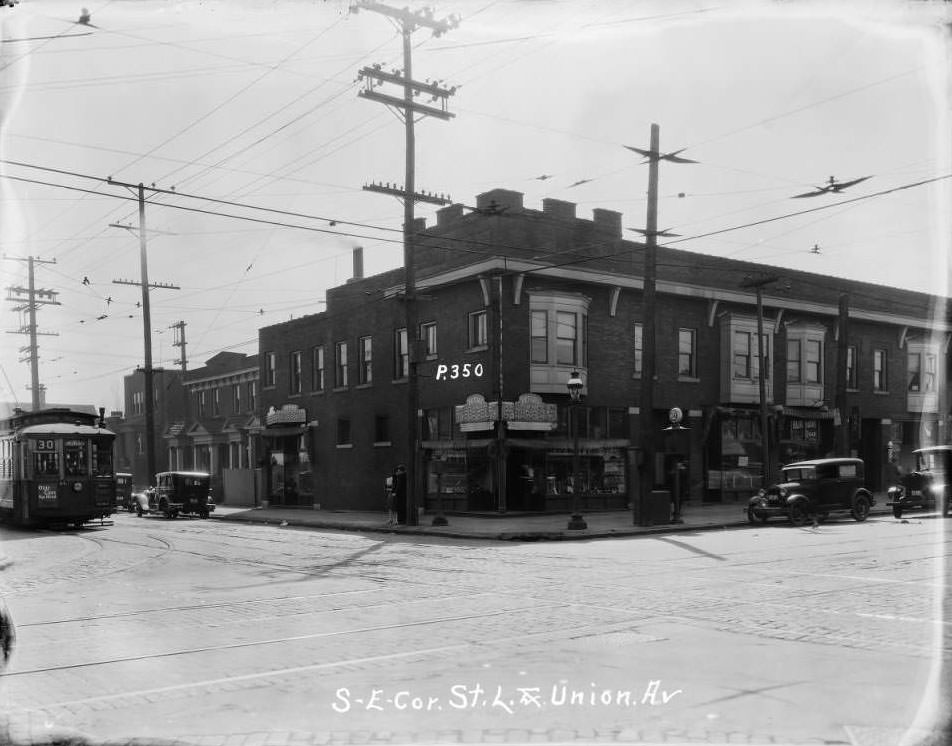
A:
747,457,874,526
135,471,214,519
887,445,950,519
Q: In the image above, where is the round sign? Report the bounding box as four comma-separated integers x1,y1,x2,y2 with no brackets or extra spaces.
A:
668,407,683,425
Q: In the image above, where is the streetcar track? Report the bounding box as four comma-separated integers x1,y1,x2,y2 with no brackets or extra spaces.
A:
4,600,568,677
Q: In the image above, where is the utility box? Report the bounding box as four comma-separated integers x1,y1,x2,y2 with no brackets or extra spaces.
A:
645,490,672,525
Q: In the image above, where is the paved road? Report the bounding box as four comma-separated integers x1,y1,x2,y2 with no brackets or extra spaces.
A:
0,511,949,746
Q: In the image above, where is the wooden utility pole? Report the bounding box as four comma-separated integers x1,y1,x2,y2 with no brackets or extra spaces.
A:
639,124,660,527
170,321,188,373
108,181,180,488
354,0,457,526
834,293,850,455
740,274,780,487
626,124,698,526
4,255,60,409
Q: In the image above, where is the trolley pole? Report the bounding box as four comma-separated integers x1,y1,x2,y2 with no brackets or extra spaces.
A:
354,0,457,526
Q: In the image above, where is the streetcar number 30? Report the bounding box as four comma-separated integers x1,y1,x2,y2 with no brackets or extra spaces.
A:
435,363,484,381
34,439,56,451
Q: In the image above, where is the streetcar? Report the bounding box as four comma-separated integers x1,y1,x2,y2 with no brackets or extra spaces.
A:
0,406,117,527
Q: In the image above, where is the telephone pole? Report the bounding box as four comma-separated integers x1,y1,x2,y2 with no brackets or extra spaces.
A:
353,0,458,526
627,124,697,526
740,273,781,488
4,256,60,410
108,181,179,488
170,320,188,372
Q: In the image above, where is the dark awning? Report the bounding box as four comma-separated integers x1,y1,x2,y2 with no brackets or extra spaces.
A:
782,406,835,420
261,425,307,439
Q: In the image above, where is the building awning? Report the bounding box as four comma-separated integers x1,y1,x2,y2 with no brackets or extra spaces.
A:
262,425,307,439
782,406,835,420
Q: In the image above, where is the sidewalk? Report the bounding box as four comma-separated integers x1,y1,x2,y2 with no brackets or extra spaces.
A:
211,496,892,541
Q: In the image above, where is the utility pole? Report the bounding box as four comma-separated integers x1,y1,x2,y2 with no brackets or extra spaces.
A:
639,125,660,526
834,293,850,455
107,181,180,489
740,273,780,488
353,0,458,527
170,320,188,373
4,256,60,410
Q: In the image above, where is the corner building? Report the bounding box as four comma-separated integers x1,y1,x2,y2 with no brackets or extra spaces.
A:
258,188,950,513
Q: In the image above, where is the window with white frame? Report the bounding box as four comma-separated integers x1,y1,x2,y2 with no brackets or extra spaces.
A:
555,311,578,366
468,311,487,349
787,339,801,383
805,339,822,383
212,387,221,415
528,292,591,394
394,328,408,379
873,348,888,391
335,341,348,388
359,336,373,384
312,345,325,391
633,322,643,377
232,383,241,413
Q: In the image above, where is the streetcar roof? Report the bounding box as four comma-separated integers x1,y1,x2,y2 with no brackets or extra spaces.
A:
20,423,115,437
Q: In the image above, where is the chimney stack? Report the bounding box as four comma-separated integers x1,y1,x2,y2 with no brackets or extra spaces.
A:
352,246,364,280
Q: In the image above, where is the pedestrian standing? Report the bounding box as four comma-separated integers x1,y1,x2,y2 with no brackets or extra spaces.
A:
384,476,397,527
392,464,408,525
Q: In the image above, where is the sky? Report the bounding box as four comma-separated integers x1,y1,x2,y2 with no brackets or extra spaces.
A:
0,0,949,413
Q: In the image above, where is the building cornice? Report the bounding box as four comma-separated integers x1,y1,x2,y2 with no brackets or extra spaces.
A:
388,257,950,333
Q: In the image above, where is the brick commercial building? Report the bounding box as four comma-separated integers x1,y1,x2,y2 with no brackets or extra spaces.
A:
258,188,950,515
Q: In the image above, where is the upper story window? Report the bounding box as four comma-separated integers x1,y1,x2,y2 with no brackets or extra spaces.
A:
212,387,221,416
468,311,488,349
633,322,643,378
359,336,373,384
873,348,888,392
394,328,408,379
734,331,768,380
232,383,241,413
846,345,857,389
785,324,824,385
528,292,591,395
421,322,437,358
531,310,547,363
905,340,942,413
263,351,276,388
289,350,302,395
335,341,348,388
678,328,697,378
312,345,325,391
805,339,822,383
556,311,578,365
247,381,257,411
198,390,207,417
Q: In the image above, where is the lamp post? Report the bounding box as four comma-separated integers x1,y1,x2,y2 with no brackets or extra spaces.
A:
567,370,587,530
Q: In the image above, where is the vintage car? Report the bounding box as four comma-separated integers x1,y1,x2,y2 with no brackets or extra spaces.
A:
887,445,950,519
747,457,874,526
135,471,214,519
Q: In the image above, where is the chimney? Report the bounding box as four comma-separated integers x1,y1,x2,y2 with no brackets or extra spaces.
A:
592,208,623,238
542,198,576,221
352,246,364,280
476,188,524,213
437,203,464,227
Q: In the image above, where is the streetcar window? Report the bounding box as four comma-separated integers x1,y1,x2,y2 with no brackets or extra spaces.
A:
34,450,59,476
65,440,88,476
92,439,114,476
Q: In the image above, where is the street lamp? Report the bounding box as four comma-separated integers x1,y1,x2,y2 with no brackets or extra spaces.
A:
567,370,587,530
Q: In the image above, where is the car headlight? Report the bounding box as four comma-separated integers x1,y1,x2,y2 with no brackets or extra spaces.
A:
778,488,787,498
888,485,903,498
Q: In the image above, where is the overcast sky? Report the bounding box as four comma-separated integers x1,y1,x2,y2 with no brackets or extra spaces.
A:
0,0,949,412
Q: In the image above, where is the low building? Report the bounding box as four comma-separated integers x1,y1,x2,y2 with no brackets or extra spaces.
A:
258,188,950,514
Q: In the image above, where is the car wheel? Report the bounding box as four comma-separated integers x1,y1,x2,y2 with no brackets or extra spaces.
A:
892,505,903,519
747,507,767,524
788,503,809,527
851,494,871,522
